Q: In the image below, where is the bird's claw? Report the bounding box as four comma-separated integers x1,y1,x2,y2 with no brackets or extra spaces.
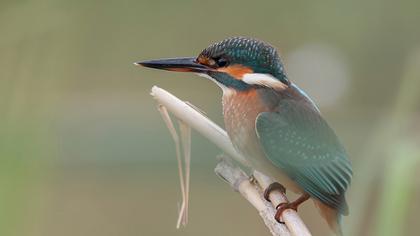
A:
263,182,286,202
274,202,297,223
274,193,310,223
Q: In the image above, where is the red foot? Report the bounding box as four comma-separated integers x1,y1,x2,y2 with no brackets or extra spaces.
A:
274,193,310,223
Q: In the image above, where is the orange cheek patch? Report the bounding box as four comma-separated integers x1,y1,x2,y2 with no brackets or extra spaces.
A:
217,65,253,80
197,56,215,67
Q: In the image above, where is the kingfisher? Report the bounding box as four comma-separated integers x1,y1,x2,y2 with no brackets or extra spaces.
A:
136,37,352,235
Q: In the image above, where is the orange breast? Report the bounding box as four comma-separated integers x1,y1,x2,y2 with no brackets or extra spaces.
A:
222,89,269,160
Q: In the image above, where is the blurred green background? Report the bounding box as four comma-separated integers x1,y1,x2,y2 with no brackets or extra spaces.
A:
1,0,420,235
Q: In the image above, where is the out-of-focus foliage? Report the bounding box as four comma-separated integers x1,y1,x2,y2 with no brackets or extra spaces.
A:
0,0,419,235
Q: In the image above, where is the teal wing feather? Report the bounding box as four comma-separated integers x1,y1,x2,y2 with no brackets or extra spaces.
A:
255,99,352,214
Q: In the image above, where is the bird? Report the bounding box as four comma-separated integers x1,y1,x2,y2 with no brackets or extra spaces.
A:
135,37,352,235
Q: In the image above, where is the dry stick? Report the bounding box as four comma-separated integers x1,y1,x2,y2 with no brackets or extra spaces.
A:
215,156,291,236
157,105,187,228
179,121,191,224
151,86,311,236
253,171,311,236
151,86,248,166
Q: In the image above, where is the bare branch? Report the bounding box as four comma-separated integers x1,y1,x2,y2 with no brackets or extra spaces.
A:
151,86,248,166
157,105,188,228
253,171,311,236
215,156,291,236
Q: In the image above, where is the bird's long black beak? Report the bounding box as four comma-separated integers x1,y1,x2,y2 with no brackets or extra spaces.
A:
134,57,210,73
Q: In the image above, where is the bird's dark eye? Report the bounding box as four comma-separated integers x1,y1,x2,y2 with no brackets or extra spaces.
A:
215,57,229,67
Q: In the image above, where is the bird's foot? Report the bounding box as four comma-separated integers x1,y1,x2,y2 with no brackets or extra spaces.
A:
274,193,310,223
263,182,286,202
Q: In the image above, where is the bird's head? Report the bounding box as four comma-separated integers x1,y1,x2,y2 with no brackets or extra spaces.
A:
136,37,290,91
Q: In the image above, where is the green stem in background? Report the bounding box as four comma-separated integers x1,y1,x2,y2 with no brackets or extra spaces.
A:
373,143,420,236
348,47,420,235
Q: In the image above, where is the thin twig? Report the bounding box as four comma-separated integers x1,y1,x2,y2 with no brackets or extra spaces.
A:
253,171,311,236
151,86,248,166
178,121,191,224
157,105,187,228
215,156,291,236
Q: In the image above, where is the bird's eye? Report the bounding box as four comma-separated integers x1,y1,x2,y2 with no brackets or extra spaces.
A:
215,57,228,67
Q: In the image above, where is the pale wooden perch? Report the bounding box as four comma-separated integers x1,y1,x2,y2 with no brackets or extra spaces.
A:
151,86,311,236
253,171,311,236
215,156,291,236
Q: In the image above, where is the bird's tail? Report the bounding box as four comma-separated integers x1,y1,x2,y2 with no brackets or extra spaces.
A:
313,199,347,236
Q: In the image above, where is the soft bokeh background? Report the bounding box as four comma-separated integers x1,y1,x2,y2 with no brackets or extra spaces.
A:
1,0,419,235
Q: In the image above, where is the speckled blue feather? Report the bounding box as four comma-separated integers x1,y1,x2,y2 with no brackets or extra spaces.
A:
255,91,352,215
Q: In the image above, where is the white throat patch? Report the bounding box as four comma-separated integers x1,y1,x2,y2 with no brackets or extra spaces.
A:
242,73,287,90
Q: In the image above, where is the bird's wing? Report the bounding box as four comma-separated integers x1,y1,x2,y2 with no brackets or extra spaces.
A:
255,98,352,214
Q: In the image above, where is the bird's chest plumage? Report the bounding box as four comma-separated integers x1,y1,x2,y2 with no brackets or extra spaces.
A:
222,88,302,193
222,89,268,161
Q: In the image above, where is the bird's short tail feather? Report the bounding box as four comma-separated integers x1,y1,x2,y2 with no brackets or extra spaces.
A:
314,199,347,236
